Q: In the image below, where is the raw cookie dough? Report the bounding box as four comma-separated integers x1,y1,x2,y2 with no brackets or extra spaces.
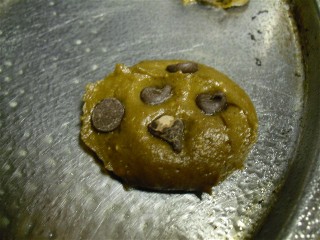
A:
81,60,258,193
183,0,249,9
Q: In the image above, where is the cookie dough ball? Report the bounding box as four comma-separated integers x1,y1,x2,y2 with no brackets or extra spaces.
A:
81,60,258,193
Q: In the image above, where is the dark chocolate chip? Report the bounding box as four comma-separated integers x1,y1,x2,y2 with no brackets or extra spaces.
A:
166,62,198,73
148,115,184,153
91,98,125,132
196,92,227,115
140,85,172,105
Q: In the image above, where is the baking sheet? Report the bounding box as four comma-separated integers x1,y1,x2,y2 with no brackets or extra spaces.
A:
0,0,319,239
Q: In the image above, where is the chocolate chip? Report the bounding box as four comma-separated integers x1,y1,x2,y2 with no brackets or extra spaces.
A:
140,85,172,105
91,98,125,132
166,62,198,73
196,92,227,115
148,115,184,153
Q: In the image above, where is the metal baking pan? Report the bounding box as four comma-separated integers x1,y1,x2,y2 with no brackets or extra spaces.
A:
0,0,319,239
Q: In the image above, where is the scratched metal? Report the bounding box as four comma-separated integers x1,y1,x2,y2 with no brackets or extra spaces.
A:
0,0,319,239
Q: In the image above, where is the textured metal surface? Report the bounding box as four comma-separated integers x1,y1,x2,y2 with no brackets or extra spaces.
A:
256,1,320,239
0,0,318,239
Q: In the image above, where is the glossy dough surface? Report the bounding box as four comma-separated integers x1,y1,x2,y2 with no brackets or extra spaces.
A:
81,60,258,192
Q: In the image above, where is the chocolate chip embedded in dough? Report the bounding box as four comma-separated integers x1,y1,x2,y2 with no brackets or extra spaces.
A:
91,98,125,132
196,91,227,115
148,115,184,153
166,62,198,73
140,85,172,105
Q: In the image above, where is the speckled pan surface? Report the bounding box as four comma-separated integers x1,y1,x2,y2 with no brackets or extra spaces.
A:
0,0,319,239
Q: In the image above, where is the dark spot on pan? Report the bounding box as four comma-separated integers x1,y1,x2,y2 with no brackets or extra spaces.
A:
295,72,302,77
255,58,262,66
249,33,256,41
258,10,269,15
252,10,268,20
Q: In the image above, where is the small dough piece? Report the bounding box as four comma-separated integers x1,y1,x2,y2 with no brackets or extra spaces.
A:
81,60,258,193
183,0,249,9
